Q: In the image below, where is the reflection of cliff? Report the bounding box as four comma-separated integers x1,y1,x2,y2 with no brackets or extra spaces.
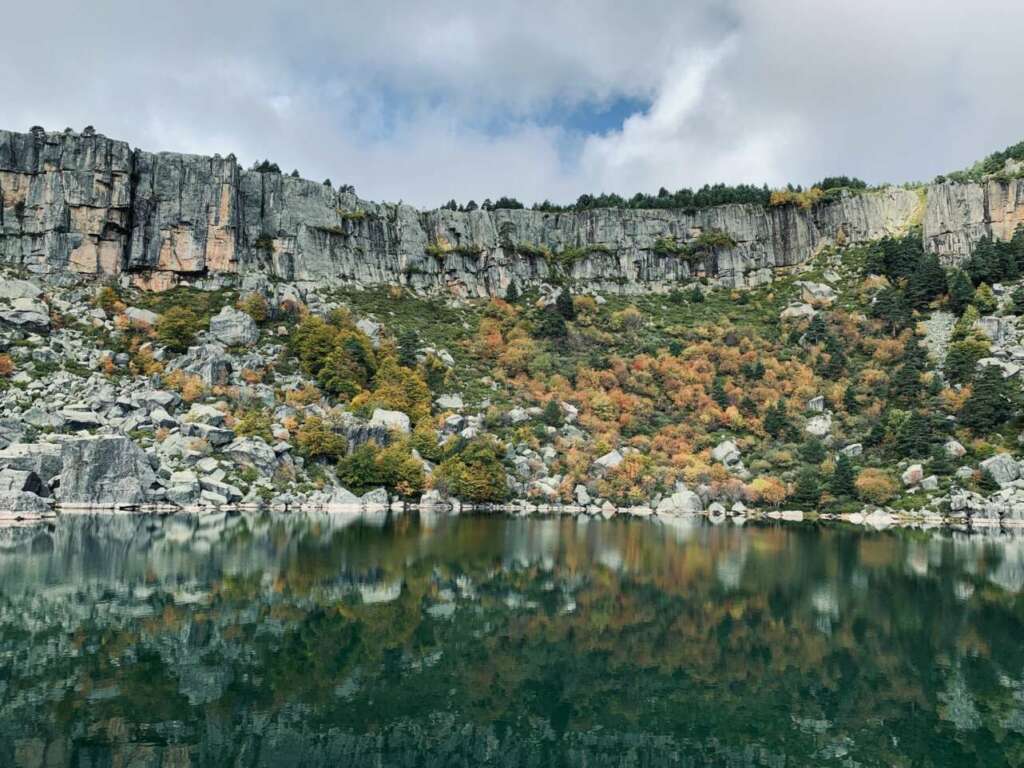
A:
1,516,1024,767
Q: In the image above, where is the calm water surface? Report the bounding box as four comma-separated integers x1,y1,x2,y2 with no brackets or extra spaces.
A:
2,512,1024,767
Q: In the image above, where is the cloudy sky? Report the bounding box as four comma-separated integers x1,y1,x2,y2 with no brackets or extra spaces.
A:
6,1,1024,207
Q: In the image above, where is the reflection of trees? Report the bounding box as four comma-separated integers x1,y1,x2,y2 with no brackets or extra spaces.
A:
1,516,1024,766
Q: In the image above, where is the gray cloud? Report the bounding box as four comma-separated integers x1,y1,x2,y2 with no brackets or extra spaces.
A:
4,0,1024,206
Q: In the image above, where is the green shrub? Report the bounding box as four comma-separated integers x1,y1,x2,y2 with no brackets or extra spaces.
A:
155,306,202,352
235,409,274,443
434,437,508,502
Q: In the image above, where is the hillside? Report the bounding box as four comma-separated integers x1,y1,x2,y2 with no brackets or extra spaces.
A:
1,128,1024,520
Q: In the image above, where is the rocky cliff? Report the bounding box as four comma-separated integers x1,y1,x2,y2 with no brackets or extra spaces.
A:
1,126,1021,296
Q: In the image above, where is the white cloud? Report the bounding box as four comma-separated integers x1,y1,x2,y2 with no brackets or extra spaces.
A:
4,0,1024,207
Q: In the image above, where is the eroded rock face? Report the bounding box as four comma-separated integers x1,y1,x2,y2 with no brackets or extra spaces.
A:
1,128,1021,296
59,435,155,505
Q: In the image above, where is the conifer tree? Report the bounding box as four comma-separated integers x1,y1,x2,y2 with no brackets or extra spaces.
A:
947,270,975,315
831,454,857,497
555,287,576,320
505,280,520,303
962,365,1013,431
712,377,729,408
763,401,790,439
790,467,822,509
906,252,947,308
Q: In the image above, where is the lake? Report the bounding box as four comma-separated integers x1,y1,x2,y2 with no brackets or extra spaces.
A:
1,512,1023,767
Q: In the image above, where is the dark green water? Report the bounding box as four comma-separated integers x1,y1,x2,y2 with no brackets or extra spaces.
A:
1,513,1024,767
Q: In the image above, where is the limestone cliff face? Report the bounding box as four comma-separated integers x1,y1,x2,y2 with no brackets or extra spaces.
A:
923,178,1024,263
0,127,1018,295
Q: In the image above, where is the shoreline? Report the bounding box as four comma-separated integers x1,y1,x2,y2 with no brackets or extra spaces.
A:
2,502,1022,532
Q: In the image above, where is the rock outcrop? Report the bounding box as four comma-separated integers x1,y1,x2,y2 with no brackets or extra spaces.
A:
2,127,1020,297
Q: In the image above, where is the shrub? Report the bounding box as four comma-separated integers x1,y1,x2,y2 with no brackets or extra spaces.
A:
972,283,998,314
611,306,644,331
749,475,788,506
855,468,898,504
296,417,348,461
411,419,443,462
235,409,274,443
434,437,509,502
237,293,269,322
337,439,424,496
156,306,202,352
164,370,206,402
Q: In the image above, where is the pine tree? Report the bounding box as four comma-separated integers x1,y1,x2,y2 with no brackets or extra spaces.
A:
895,410,933,458
398,330,419,368
870,286,911,335
843,385,859,414
763,401,790,439
962,365,1014,431
535,307,567,338
929,445,953,476
831,454,857,497
505,280,520,303
542,399,562,427
804,315,829,344
800,438,827,464
712,377,729,408
790,467,822,509
555,287,575,320
689,285,704,303
947,270,975,316
906,252,947,308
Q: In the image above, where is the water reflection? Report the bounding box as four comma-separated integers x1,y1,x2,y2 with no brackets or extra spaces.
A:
1,512,1024,767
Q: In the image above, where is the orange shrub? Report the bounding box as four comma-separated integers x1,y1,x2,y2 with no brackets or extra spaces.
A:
855,469,898,505
0,354,14,377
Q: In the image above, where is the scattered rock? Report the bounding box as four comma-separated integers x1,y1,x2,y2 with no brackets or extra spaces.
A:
209,306,258,346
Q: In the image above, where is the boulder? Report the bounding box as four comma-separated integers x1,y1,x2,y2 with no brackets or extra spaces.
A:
0,298,49,332
805,413,832,437
574,484,591,506
0,443,63,484
0,280,43,301
806,396,825,413
60,435,156,505
223,437,278,476
59,409,103,430
361,487,389,505
123,306,159,326
944,439,967,459
840,443,863,458
980,453,1019,487
329,487,362,505
166,470,201,506
435,394,464,411
356,319,382,347
901,464,924,487
186,403,227,426
370,408,411,434
656,490,703,515
209,306,258,346
593,449,624,472
797,281,837,307
0,491,50,514
780,303,816,321
711,440,742,468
